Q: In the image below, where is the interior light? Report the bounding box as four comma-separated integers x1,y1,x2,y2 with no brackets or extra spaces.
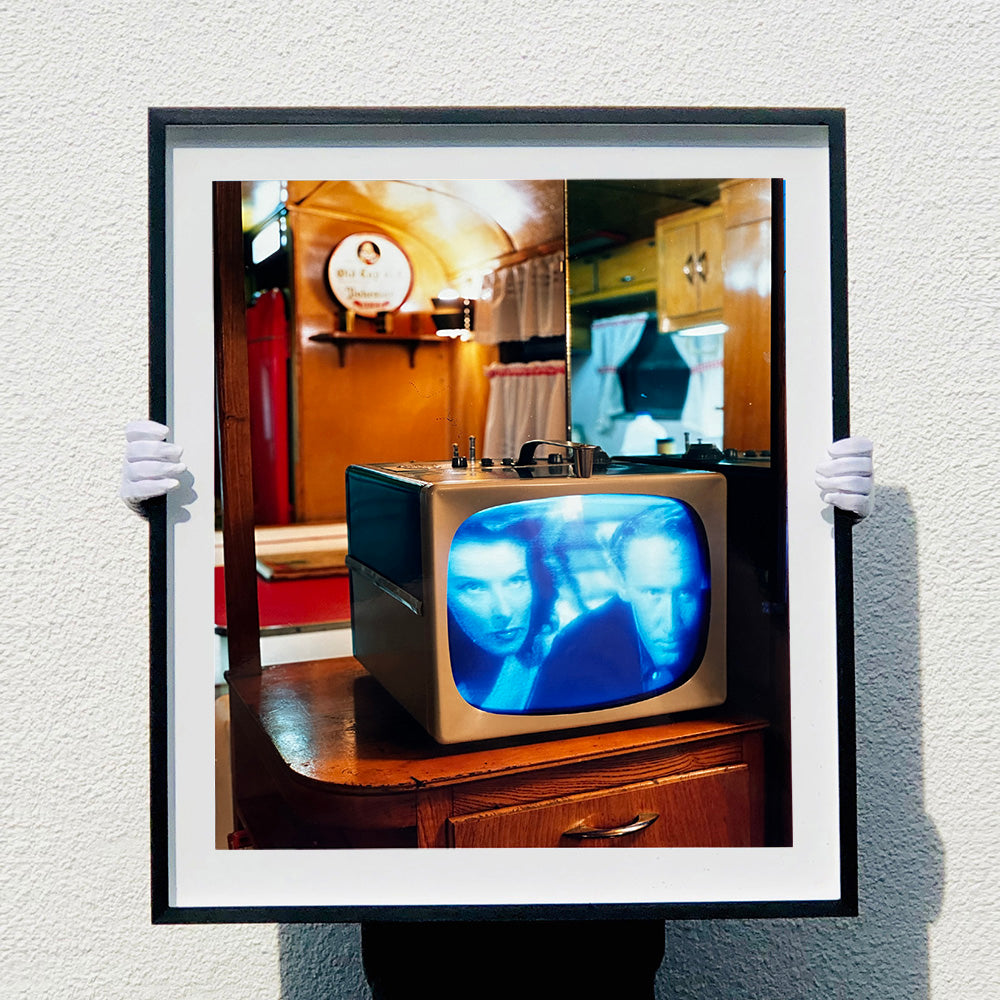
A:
242,180,285,230
251,218,282,264
431,296,475,336
672,321,729,337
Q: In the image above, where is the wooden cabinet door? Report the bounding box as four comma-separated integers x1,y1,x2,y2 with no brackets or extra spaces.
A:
447,764,753,848
695,213,725,313
656,207,724,326
657,218,701,319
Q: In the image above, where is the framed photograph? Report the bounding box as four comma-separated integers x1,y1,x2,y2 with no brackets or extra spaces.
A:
149,107,856,922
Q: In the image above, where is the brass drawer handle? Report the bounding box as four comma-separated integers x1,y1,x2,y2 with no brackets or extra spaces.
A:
562,812,659,839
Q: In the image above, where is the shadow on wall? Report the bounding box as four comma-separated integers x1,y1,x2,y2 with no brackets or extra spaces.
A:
277,924,368,999
655,485,945,999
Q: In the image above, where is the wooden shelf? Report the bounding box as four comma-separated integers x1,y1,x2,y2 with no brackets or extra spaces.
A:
308,331,444,367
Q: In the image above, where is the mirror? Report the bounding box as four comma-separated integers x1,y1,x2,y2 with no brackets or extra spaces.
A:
567,179,772,459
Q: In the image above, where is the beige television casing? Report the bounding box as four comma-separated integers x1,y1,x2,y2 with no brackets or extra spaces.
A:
346,460,726,744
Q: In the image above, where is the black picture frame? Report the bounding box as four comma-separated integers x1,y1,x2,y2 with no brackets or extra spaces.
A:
149,106,856,923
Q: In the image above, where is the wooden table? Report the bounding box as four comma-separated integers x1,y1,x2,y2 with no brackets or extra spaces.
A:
227,656,768,849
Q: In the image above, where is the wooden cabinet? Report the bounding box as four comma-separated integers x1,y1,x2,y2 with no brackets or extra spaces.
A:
568,257,598,299
226,657,767,850
448,765,753,848
569,237,658,305
656,204,724,330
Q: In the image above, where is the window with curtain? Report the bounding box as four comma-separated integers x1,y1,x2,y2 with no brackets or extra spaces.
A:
570,312,649,452
478,253,568,455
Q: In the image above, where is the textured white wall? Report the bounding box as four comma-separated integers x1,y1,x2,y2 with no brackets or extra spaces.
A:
2,2,996,997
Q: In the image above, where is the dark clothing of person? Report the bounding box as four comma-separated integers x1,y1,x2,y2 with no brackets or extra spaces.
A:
530,597,679,712
362,920,665,1000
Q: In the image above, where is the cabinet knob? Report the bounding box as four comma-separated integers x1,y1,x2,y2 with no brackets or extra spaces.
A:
682,254,695,284
695,251,709,282
562,812,660,839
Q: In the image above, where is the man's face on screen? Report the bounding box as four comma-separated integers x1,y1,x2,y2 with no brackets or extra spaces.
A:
619,534,704,670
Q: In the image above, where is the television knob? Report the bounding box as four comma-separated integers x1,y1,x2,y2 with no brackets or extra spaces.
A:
480,457,494,467
501,457,514,466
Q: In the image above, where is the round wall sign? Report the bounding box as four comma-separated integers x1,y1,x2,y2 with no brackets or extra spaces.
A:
326,233,413,317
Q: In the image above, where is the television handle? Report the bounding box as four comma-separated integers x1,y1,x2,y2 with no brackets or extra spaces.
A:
514,439,607,478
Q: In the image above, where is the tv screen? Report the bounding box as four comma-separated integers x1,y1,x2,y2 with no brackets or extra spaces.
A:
447,495,711,715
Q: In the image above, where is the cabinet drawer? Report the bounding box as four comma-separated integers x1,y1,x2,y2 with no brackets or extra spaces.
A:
447,764,751,848
570,239,656,304
597,239,657,292
568,258,597,298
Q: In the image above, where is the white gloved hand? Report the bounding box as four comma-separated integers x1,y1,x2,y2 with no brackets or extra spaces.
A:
120,420,187,512
816,436,873,518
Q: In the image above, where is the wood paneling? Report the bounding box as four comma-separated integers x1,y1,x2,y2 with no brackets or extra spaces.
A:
212,181,261,678
287,203,496,521
297,336,454,520
720,177,772,228
721,179,773,452
448,338,498,455
288,201,447,342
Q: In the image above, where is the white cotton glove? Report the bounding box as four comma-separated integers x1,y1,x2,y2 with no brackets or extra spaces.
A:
120,420,186,512
816,436,873,518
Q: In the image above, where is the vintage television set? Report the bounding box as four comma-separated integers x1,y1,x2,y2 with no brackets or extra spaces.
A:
345,441,727,743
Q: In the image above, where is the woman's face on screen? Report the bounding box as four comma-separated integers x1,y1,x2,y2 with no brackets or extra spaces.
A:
448,539,533,657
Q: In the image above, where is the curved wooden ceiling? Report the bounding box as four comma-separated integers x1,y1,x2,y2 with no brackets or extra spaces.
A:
284,179,564,288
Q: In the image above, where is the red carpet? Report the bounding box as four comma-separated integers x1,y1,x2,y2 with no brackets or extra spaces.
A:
215,566,351,630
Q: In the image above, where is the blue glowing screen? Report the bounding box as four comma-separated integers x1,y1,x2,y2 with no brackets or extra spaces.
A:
446,495,711,714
